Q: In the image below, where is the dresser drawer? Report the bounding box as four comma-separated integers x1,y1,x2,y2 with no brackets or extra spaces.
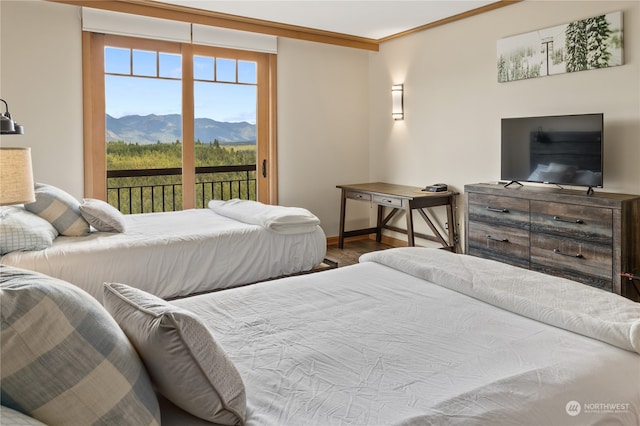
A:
530,201,612,244
345,191,371,202
467,221,530,268
467,193,530,229
530,233,612,290
372,194,404,208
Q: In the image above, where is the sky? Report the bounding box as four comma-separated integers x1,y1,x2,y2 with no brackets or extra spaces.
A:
104,47,257,124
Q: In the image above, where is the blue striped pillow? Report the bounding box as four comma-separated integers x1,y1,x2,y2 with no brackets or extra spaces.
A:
0,266,161,426
24,183,90,236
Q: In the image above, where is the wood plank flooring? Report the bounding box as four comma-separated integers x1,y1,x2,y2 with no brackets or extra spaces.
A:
325,239,395,267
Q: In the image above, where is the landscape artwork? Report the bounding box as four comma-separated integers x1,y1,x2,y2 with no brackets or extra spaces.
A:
497,11,623,82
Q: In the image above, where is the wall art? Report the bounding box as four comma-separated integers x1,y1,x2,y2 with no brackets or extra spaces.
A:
497,11,623,83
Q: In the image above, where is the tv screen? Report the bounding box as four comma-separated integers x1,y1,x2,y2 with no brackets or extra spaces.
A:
501,113,603,188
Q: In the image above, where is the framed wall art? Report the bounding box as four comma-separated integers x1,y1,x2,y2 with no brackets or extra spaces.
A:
497,11,623,83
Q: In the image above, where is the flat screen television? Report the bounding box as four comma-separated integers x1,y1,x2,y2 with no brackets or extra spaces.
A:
501,113,603,192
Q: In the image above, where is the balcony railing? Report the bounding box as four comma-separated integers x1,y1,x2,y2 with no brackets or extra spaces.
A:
107,164,256,214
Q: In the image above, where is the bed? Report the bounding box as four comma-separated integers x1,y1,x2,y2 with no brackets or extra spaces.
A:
2,248,638,426
167,247,640,425
0,200,327,301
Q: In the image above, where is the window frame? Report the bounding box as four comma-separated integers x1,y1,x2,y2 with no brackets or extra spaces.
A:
82,32,278,207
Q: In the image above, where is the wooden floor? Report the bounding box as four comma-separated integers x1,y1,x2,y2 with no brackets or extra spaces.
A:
325,239,396,267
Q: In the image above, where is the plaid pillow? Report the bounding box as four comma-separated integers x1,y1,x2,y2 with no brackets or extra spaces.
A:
0,266,160,426
0,207,58,255
24,183,90,236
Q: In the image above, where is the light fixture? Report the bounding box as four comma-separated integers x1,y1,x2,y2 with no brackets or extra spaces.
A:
0,147,35,205
392,84,404,121
1,99,25,135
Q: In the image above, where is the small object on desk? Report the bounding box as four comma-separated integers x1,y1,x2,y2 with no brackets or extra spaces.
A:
423,183,448,192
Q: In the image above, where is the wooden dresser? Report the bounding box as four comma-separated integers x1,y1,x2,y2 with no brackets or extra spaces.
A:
464,183,640,301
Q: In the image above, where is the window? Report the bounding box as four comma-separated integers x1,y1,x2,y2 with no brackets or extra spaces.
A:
82,33,277,212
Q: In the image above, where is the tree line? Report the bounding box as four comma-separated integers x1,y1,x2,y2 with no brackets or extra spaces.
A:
106,140,257,213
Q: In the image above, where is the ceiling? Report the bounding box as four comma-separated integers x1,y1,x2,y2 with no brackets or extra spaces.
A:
153,0,504,40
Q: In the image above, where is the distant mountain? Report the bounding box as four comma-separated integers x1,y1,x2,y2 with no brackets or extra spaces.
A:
106,114,256,145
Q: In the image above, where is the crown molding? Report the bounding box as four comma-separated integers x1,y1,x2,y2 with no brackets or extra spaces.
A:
47,0,520,51
378,0,522,43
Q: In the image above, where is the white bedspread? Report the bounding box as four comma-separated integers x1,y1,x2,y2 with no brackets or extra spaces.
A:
0,209,326,301
361,247,640,354
172,248,640,426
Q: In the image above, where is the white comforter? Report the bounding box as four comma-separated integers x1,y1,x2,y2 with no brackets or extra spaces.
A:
172,248,640,426
0,209,326,301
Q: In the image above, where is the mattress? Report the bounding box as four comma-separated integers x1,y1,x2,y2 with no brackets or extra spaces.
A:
171,248,640,426
0,209,326,301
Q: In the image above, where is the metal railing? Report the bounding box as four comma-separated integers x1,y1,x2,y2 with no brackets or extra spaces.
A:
107,164,256,214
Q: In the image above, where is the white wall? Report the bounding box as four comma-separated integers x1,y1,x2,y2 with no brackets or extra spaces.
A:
369,0,640,246
276,38,370,235
0,0,84,198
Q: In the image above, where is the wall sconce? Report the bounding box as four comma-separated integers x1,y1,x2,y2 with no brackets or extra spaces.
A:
392,84,404,121
0,147,36,205
1,99,25,135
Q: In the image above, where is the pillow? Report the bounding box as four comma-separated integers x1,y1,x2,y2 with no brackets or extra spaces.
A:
0,206,58,255
0,405,48,426
103,282,246,425
24,183,90,236
0,266,161,426
80,198,126,233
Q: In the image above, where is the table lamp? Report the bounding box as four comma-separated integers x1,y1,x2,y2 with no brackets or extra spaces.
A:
1,99,25,135
0,147,36,205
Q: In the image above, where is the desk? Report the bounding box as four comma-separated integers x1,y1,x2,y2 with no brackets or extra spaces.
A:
337,182,458,251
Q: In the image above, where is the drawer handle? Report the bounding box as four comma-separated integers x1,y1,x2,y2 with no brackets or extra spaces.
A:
553,248,584,259
486,206,509,213
486,235,509,243
553,215,584,224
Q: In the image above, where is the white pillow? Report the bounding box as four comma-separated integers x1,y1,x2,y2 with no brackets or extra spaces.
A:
24,183,89,236
80,198,126,232
0,206,58,255
103,282,247,425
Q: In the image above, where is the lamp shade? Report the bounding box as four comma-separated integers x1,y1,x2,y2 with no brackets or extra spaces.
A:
0,147,36,205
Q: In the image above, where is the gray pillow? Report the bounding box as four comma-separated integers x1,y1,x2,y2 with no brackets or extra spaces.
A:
0,206,58,255
103,282,246,425
0,266,161,426
80,198,126,232
24,183,90,236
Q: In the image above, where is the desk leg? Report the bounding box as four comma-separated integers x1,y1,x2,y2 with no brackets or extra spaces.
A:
406,208,415,247
376,205,383,242
447,195,457,252
338,190,346,249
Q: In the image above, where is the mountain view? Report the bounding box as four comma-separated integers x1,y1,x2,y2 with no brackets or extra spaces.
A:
106,114,256,145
